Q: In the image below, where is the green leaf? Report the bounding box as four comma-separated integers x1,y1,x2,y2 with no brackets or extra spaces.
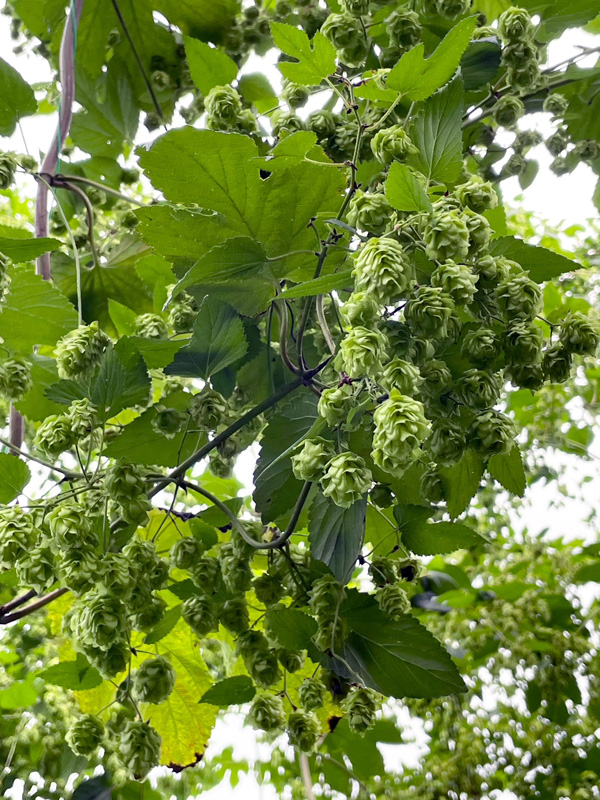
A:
0,674,39,708
408,77,464,184
238,72,278,113
200,676,256,707
91,342,151,419
15,355,65,421
574,561,600,583
309,493,367,582
438,450,484,519
385,163,433,213
270,21,336,85
0,265,78,353
490,236,579,283
39,654,102,691
336,590,465,698
0,56,37,135
386,44,427,95
265,607,318,651
461,39,502,91
253,392,318,522
0,236,62,262
403,521,486,556
155,0,238,42
122,336,183,370
144,604,182,645
0,453,30,503
164,297,247,379
183,36,238,95
174,237,269,294
279,269,352,300
488,446,526,497
44,380,88,406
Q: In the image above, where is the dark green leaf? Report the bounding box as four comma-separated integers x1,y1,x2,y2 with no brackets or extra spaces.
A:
184,36,238,95
174,237,269,293
265,607,318,651
165,297,247,379
270,22,336,85
0,453,31,503
385,162,433,213
121,336,183,370
91,342,151,419
0,55,37,135
403,521,487,556
15,355,65,421
309,493,367,582
461,39,501,91
44,380,88,406
488,446,526,496
155,0,238,42
438,450,484,519
71,774,112,800
238,73,278,113
38,654,102,691
200,676,256,707
574,561,600,582
144,605,182,645
0,236,61,262
490,236,579,283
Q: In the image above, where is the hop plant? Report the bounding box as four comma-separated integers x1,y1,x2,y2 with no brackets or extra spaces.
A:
431,260,478,305
310,574,346,618
131,656,176,705
346,191,394,236
151,405,186,439
387,7,421,49
66,398,98,439
271,110,305,137
0,356,32,400
419,359,453,400
189,387,228,429
168,293,196,332
339,0,369,15
189,555,221,589
205,84,243,130
379,357,422,395
248,693,286,732
455,176,498,214
73,591,128,651
66,715,104,756
278,649,304,673
16,544,56,593
469,410,516,456
404,287,455,339
133,313,168,339
559,312,599,356
55,321,110,379
430,0,471,19
321,452,372,508
238,635,281,687
498,5,534,40
461,327,501,364
369,556,397,586
504,320,544,364
287,710,320,751
495,272,543,321
345,688,380,734
219,597,250,634
377,582,411,619
220,549,252,594
341,291,380,327
420,464,445,503
546,128,570,156
102,553,133,598
321,12,367,66
337,326,388,379
117,720,161,780
170,536,205,570
424,211,470,262
253,573,284,606
573,139,599,163
426,419,466,466
34,414,75,456
308,109,337,140
513,129,543,154
502,152,527,177
129,592,166,631
182,596,218,637
464,208,492,253
543,93,568,118
282,80,310,109
455,368,503,409
291,438,336,482
493,95,524,129
85,639,130,678
370,125,417,166
372,391,430,477
0,153,17,188
59,548,103,596
543,342,572,383
353,237,415,304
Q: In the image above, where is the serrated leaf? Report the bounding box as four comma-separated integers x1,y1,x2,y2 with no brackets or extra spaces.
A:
265,607,318,651
407,77,464,184
0,265,78,353
0,453,31,503
39,654,102,691
174,237,269,295
309,493,367,582
0,236,61,262
44,380,88,406
279,269,352,300
403,521,486,556
438,450,484,519
386,44,427,95
184,36,238,95
335,590,465,698
385,163,433,213
144,605,182,645
488,446,526,496
270,22,336,85
165,296,247,379
200,676,256,707
91,342,151,419
461,39,501,91
490,236,579,283
0,55,37,135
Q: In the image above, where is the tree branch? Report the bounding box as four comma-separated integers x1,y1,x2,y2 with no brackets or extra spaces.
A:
0,588,68,625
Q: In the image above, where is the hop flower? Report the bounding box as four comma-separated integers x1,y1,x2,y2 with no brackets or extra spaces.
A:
189,387,228,429
424,211,470,262
387,8,422,49
546,128,570,157
106,462,151,524
308,109,337,140
248,693,286,731
0,153,17,189
73,591,128,651
321,452,372,508
59,548,102,596
34,414,75,456
508,357,544,389
433,0,471,19
454,176,498,214
66,715,104,756
376,582,411,619
133,313,168,339
310,574,346,618
132,656,176,705
117,720,161,780
102,553,133,598
219,597,250,634
341,291,380,327
344,688,380,734
129,592,166,631
287,710,320,751
493,95,524,129
253,573,284,606
170,536,205,570
419,359,453,400
291,438,336,482
337,326,388,378
543,93,568,118
151,405,186,439
346,191,394,236
0,506,36,568
542,342,572,384
464,208,492,253
205,85,243,130
220,549,252,594
84,639,130,678
455,369,503,409
168,294,196,332
369,556,396,586
513,129,543,154
182,596,218,637
238,632,281,687
353,237,414,305
372,391,429,477
278,648,304,673
426,419,465,466
339,0,370,15
379,357,422,395
0,356,32,400
298,677,326,711
55,321,110,379
404,286,455,339
498,6,534,41
282,80,311,109
559,312,599,356
469,410,516,456
371,125,417,166
461,328,500,364
502,152,527,177
16,544,56,593
503,320,544,365
431,260,478,305
495,272,542,321
573,139,599,163
189,555,221,589
271,110,305,137
321,13,367,66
